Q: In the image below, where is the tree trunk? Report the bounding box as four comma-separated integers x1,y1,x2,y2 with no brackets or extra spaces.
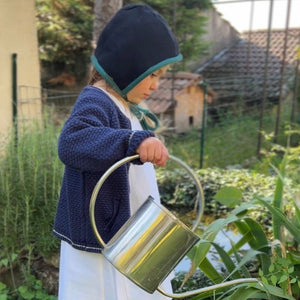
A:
93,0,123,48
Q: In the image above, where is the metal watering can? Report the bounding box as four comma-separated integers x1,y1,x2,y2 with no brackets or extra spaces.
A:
89,154,258,298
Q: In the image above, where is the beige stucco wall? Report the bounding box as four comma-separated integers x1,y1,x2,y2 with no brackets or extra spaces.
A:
202,7,240,58
0,0,41,139
175,86,205,133
189,7,240,71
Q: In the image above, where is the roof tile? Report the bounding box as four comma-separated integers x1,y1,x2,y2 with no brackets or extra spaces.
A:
199,28,300,100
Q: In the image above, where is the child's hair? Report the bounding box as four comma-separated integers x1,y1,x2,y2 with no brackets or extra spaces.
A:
88,65,169,93
88,64,169,130
88,67,129,107
154,66,169,77
88,67,102,85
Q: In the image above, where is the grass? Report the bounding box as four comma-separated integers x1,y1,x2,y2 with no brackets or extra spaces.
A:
0,113,62,261
165,101,296,169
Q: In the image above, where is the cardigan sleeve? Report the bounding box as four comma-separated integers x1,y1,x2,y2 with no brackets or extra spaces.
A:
57,87,155,172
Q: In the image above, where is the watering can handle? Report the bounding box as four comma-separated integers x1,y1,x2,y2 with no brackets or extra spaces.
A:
89,154,205,248
89,155,260,297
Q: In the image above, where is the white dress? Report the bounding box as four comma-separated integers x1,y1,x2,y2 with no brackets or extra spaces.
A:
58,89,173,300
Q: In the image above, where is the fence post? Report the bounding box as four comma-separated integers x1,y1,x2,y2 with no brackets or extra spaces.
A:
291,40,300,123
257,0,274,158
274,0,291,142
199,81,208,169
12,53,18,144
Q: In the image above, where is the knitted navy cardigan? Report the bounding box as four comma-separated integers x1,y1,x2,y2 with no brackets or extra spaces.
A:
53,86,155,253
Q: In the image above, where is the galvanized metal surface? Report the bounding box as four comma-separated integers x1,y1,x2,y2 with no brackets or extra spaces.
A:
103,196,200,293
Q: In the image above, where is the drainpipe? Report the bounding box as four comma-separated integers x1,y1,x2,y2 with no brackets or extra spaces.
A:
12,53,18,144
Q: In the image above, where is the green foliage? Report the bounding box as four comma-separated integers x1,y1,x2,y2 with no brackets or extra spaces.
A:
165,128,299,299
0,112,63,259
259,254,300,299
165,102,296,169
181,194,299,299
0,254,17,270
172,270,213,293
36,0,93,77
184,152,299,298
157,168,198,209
0,113,62,298
0,282,9,300
255,126,300,241
214,187,242,208
165,115,262,169
157,164,297,222
0,275,57,300
17,275,57,300
254,124,300,183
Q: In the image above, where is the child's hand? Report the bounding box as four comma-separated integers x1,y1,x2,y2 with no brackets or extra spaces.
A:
136,137,169,166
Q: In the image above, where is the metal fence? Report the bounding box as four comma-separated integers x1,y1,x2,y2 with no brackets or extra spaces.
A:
42,88,80,124
14,79,298,170
201,90,296,168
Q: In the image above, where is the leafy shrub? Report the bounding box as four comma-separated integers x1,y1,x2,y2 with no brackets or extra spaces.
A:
157,165,297,215
169,130,300,299
0,275,57,300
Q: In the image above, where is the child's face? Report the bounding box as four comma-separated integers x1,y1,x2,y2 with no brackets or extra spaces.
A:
126,66,168,104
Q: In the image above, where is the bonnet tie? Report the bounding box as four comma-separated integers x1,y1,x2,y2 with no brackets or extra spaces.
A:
129,103,160,131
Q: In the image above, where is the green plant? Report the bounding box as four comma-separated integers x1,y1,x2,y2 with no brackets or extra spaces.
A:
157,163,297,223
175,131,300,299
259,241,300,298
36,0,93,80
164,99,295,169
0,276,57,300
0,282,9,300
179,197,298,299
17,275,57,300
0,112,63,295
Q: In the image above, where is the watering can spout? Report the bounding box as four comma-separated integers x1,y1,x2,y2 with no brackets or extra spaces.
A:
157,278,260,298
157,278,261,299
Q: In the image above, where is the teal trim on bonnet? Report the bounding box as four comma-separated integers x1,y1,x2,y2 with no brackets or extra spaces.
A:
91,55,126,97
91,53,182,131
129,104,160,131
91,54,183,97
122,54,183,95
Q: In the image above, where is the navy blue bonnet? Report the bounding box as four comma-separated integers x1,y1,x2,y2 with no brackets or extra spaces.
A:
91,4,182,98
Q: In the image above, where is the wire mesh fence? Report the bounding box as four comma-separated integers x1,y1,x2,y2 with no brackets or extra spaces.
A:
17,85,43,124
42,88,80,124
162,94,296,169
203,95,295,168
13,81,295,169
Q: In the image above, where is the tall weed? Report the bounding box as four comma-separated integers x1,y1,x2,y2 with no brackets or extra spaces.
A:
0,113,63,261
